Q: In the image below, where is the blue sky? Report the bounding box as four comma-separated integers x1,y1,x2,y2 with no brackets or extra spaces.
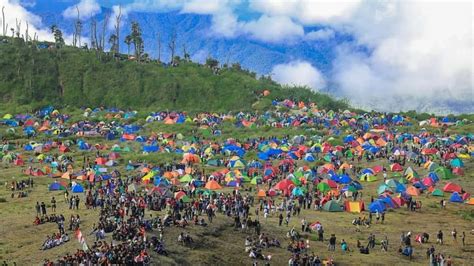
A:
3,0,473,113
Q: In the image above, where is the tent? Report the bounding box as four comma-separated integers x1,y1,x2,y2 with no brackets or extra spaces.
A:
71,184,84,193
431,189,444,197
443,182,462,193
179,174,193,183
322,200,342,212
467,198,474,205
317,182,331,193
435,167,453,180
450,158,464,168
359,173,377,182
406,186,421,196
368,200,386,213
49,182,66,191
273,179,295,191
377,184,393,195
449,192,463,203
344,201,365,213
390,163,403,172
257,189,266,198
205,180,222,190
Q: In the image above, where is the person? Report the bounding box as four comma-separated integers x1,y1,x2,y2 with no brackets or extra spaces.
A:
301,218,307,232
341,239,348,252
451,228,457,243
437,230,443,245
328,234,336,251
381,212,385,224
461,231,466,246
375,211,380,224
381,236,388,251
40,202,47,216
35,202,41,216
279,213,283,226
51,197,56,212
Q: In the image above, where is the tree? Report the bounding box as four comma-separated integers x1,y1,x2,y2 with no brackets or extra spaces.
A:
90,18,98,50
205,57,219,69
50,25,64,48
157,31,161,62
99,12,109,52
2,6,7,36
73,6,82,47
108,33,118,56
168,29,176,65
114,6,122,56
130,21,144,61
182,44,190,62
15,19,21,38
124,35,132,57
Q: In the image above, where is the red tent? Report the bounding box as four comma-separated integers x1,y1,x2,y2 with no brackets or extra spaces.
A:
95,157,107,165
59,145,70,153
443,182,462,193
390,163,403,172
452,168,464,176
273,179,295,191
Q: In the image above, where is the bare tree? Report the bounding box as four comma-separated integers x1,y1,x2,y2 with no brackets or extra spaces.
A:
99,12,109,51
114,5,122,55
157,31,161,62
182,43,190,62
90,17,97,49
2,6,6,36
15,19,21,38
168,29,176,64
25,21,29,42
76,6,82,47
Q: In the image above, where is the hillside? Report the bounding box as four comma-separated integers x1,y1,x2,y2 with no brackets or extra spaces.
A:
0,37,348,112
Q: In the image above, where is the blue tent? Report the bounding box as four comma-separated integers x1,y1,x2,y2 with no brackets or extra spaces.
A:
428,172,439,182
449,192,463,203
49,183,65,191
105,132,115,140
369,200,387,213
24,144,33,151
395,183,406,193
304,153,315,162
339,174,352,184
143,145,159,153
72,184,84,193
343,135,355,143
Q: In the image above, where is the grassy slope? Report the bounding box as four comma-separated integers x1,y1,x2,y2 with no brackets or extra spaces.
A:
0,38,348,113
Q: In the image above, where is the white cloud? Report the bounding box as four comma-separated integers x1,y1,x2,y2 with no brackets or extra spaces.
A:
306,28,335,41
329,1,473,112
181,0,229,15
249,0,362,25
272,60,326,90
241,15,304,42
63,0,101,20
0,0,53,41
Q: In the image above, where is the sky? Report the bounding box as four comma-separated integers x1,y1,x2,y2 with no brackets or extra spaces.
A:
1,0,473,113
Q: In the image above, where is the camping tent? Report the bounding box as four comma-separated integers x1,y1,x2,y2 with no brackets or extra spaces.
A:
431,189,444,197
449,192,463,203
322,200,342,212
368,200,386,213
72,184,84,193
205,180,222,190
344,201,365,213
443,182,462,193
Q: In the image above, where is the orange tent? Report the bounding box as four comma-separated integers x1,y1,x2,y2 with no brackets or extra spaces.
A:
467,198,474,205
61,172,71,179
257,189,266,197
406,186,420,196
205,180,222,190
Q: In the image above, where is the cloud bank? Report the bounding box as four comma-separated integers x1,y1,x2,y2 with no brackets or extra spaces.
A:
272,60,326,91
63,0,101,20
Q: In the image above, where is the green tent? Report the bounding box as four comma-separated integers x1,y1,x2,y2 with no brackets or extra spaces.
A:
431,189,444,197
180,195,192,203
360,173,377,182
206,159,220,166
317,182,331,193
250,176,262,185
435,167,453,180
322,200,342,212
180,174,193,183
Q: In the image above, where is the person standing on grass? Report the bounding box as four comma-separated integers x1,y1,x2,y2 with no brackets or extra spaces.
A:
451,228,457,243
461,232,465,246
35,202,41,216
279,213,283,226
51,197,56,212
328,234,336,251
40,202,47,216
437,230,443,245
